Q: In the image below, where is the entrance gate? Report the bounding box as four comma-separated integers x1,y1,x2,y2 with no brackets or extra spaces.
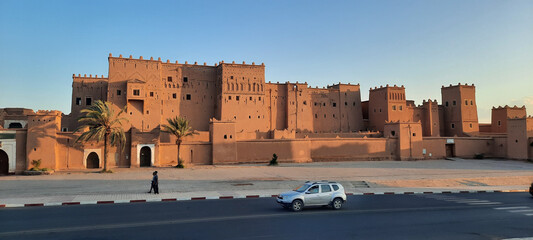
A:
0,150,8,175
86,152,100,168
140,146,151,167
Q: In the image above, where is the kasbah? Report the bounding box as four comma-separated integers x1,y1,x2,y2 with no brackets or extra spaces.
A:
0,54,532,175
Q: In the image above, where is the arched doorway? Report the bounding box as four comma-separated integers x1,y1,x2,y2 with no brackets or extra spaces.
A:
140,146,151,167
86,152,100,169
0,150,9,175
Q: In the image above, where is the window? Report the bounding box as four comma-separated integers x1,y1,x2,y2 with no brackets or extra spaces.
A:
465,100,468,105
392,105,396,110
62,127,68,132
86,97,92,106
373,109,376,113
76,97,82,105
314,102,317,106
250,97,252,100
315,114,317,118
412,133,416,137
186,94,191,100
498,120,501,126
172,93,177,99
445,101,449,107
453,100,456,106
353,102,355,106
345,102,347,106
230,76,234,79
236,96,240,101
150,92,154,97
399,105,403,111
321,185,332,193
391,131,396,136
167,76,172,82
259,97,261,101
332,103,336,107
451,123,455,129
470,123,473,128
303,101,307,105
470,100,473,105
117,90,121,96
308,185,319,194
333,114,336,118
228,96,232,100
183,77,188,82
133,89,140,96
332,185,339,191
379,108,382,112
323,103,326,106
224,135,227,139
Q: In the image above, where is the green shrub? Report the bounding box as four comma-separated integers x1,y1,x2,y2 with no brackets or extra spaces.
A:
176,158,185,168
31,159,42,169
269,154,278,166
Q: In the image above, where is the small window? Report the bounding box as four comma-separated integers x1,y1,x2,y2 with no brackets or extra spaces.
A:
150,92,154,97
497,120,501,126
332,103,336,107
315,114,317,118
249,116,251,119
323,103,326,106
470,100,473,105
379,108,382,112
228,96,232,100
412,133,416,137
399,105,403,111
391,131,396,136
76,97,82,106
453,100,456,106
186,94,191,100
353,102,355,106
230,76,234,79
86,97,92,106
321,185,332,193
465,100,468,105
470,123,473,128
324,114,326,118
332,185,339,191
451,123,455,129
250,97,253,100
303,101,307,105
167,76,172,82
117,90,121,96
172,93,177,99
224,135,227,139
345,102,347,106
236,96,240,101
229,135,232,139
183,77,188,82
373,109,376,113
259,97,261,101
314,102,317,106
445,101,449,107
333,114,336,118
133,89,140,96
392,105,396,110
61,127,68,132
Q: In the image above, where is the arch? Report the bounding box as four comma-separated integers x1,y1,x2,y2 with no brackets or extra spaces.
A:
231,83,234,91
260,84,263,92
8,122,22,129
226,83,230,91
248,83,251,91
140,146,152,167
253,83,256,92
235,83,239,91
240,83,243,91
86,152,100,169
0,150,8,175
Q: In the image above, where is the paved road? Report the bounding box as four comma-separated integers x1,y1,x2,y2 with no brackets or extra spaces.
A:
1,193,533,240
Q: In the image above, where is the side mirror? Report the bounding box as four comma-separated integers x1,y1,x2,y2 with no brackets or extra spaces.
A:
305,191,311,194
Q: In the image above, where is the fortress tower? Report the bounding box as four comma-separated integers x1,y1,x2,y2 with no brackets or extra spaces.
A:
440,83,479,136
368,85,407,132
491,105,527,133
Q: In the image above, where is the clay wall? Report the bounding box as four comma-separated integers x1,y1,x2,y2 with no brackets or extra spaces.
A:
492,136,507,158
26,111,62,170
507,117,533,159
236,139,311,164
384,122,423,160
210,120,237,164
421,138,447,159
266,83,288,130
491,106,527,133
218,63,268,133
158,142,212,166
15,129,27,172
310,138,396,161
67,75,108,131
441,84,478,136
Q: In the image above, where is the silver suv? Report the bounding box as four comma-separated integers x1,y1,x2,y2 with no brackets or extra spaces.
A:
276,181,347,211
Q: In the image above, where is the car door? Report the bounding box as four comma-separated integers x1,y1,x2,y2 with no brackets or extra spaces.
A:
319,184,333,205
305,185,321,205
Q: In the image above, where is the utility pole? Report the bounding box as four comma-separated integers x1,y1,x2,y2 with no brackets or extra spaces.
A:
408,124,412,160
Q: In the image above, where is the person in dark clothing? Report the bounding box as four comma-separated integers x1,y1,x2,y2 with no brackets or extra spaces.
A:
148,171,159,194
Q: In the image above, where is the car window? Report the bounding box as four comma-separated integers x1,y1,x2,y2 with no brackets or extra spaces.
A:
332,184,339,191
294,184,311,192
321,185,332,193
308,185,319,194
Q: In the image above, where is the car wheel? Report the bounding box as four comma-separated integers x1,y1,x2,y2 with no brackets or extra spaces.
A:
332,198,343,210
291,200,303,212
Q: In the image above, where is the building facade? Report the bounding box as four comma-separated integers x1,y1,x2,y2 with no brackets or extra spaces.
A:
0,54,531,174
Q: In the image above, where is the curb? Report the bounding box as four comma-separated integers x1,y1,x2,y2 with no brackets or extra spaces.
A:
0,190,528,209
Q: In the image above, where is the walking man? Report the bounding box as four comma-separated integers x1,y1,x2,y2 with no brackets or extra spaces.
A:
148,171,159,194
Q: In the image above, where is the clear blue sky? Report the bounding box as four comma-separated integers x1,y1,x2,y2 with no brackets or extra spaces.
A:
1,0,532,122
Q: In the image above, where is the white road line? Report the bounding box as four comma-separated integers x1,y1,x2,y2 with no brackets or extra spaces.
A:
456,200,491,203
526,213,533,216
509,209,533,213
494,206,530,210
467,202,501,205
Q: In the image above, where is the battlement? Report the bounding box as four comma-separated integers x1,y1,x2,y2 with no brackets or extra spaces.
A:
441,83,476,89
509,115,533,120
108,53,263,68
31,110,62,116
369,84,405,91
492,105,526,110
422,99,439,104
72,74,108,80
384,120,422,124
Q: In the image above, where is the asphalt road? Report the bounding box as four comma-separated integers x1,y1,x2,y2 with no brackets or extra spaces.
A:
1,193,532,240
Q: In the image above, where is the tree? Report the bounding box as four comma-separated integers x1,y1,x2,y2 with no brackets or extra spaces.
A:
75,100,128,172
161,116,196,168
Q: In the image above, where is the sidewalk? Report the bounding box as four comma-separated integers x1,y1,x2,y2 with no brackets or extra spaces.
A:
1,159,532,207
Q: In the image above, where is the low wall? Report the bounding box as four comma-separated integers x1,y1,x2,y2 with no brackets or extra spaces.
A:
422,138,446,159
310,138,396,161
158,142,212,166
235,139,311,164
423,137,494,159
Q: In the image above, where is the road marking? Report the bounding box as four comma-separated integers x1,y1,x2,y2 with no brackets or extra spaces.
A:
526,213,533,216
509,209,533,213
466,202,501,205
494,206,530,210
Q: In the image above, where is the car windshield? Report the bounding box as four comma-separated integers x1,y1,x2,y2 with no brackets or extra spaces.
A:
294,184,311,192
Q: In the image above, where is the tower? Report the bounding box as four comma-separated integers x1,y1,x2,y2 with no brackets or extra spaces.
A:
440,83,479,136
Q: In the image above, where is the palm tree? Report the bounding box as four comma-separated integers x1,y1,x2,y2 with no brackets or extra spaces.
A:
75,100,128,172
161,116,196,168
